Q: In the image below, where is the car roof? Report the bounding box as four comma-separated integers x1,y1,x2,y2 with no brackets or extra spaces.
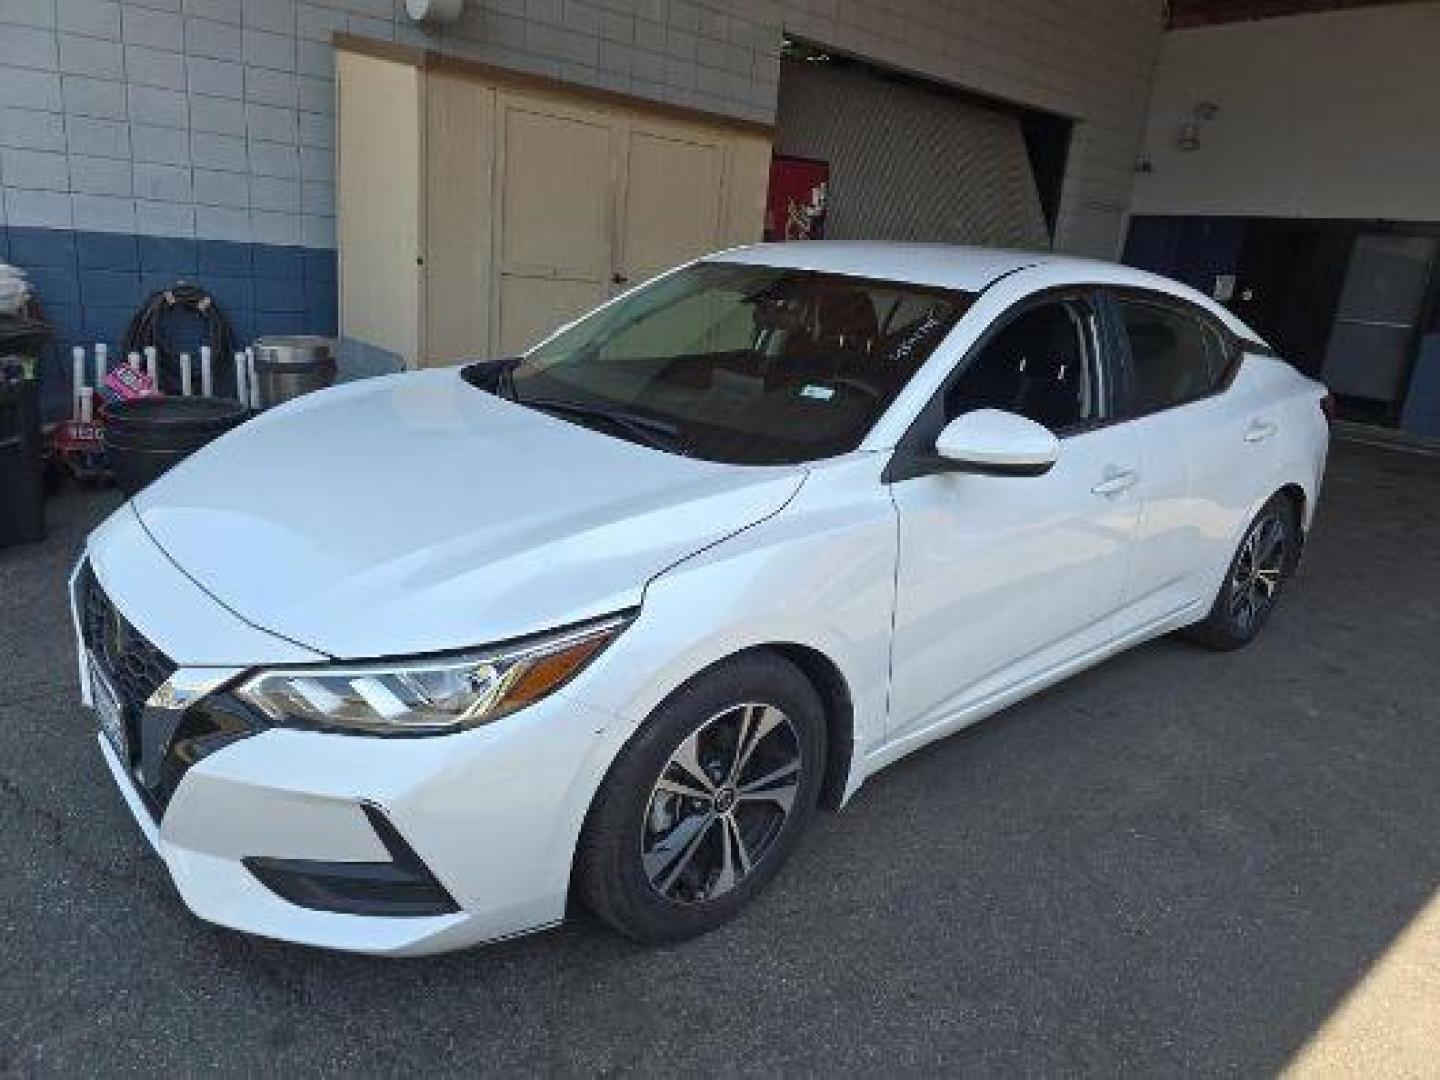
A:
707,240,1194,295
705,241,1259,342
707,242,1050,291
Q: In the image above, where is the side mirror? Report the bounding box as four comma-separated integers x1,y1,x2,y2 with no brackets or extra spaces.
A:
931,409,1060,477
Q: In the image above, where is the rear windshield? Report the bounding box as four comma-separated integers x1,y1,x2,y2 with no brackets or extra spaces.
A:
504,262,972,465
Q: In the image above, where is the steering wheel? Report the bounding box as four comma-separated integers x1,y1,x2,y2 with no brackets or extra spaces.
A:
828,375,886,403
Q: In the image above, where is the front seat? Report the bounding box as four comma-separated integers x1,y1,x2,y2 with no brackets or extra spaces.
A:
769,288,879,388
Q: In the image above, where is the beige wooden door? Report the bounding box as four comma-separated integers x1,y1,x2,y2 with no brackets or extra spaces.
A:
337,50,423,363
615,122,726,292
493,94,616,354
372,45,773,363
423,73,495,365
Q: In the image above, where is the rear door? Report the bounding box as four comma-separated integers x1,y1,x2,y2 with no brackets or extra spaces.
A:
886,292,1143,742
1102,290,1256,633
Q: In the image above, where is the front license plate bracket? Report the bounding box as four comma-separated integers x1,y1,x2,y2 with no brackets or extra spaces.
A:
90,660,129,765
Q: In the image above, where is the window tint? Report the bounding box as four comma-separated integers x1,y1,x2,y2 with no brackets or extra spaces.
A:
945,301,1094,433
1116,299,1227,414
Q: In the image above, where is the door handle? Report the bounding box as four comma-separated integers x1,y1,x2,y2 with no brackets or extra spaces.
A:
1245,420,1278,443
1091,468,1138,498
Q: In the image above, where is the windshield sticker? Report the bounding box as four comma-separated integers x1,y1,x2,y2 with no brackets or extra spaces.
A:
800,384,836,401
890,308,949,364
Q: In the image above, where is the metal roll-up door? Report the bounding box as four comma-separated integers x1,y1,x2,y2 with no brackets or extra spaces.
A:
775,59,1049,250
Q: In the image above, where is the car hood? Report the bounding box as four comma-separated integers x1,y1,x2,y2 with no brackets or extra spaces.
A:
133,368,804,658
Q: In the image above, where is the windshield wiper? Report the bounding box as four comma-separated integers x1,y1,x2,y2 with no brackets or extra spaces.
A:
460,356,521,400
522,397,688,455
464,359,686,453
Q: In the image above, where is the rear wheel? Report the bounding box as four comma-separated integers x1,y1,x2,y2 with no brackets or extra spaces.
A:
1184,493,1299,650
576,653,824,943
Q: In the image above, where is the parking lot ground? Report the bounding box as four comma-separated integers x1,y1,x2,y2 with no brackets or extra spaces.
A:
2,438,1439,1076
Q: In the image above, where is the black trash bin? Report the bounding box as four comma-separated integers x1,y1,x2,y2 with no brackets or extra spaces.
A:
102,396,251,497
0,375,45,548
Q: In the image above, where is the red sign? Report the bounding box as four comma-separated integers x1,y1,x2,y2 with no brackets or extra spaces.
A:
764,155,830,242
103,365,158,400
56,419,104,447
53,418,109,481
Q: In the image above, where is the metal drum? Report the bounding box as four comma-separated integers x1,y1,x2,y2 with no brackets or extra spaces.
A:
251,335,337,408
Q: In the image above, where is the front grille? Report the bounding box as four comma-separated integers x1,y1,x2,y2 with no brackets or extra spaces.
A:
78,561,174,710
78,561,267,823
78,561,177,820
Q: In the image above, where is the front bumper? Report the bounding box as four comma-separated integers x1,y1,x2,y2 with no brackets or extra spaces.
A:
95,681,624,955
75,507,632,956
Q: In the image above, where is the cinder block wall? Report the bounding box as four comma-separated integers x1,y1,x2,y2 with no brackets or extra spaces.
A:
0,0,1163,411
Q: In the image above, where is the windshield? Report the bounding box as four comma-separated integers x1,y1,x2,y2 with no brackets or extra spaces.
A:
496,261,973,465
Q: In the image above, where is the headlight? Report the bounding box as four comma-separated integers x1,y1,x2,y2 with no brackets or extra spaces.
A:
235,614,630,735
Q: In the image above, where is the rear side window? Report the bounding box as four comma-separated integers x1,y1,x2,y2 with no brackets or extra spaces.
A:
1116,298,1229,415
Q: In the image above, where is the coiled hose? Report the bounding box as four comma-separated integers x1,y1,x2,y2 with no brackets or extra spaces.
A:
122,282,239,395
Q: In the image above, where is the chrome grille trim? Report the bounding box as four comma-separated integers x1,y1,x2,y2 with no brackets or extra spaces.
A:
77,560,175,711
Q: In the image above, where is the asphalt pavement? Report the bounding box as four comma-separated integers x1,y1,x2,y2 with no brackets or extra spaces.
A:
3,439,1439,1076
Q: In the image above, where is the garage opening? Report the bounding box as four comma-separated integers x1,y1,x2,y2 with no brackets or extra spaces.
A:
774,42,1070,250
1124,216,1440,432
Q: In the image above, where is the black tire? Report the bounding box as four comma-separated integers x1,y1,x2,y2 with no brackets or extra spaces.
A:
1183,492,1300,651
575,652,825,944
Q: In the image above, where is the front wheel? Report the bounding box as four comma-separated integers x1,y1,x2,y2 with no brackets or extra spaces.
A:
1184,493,1300,650
575,653,825,943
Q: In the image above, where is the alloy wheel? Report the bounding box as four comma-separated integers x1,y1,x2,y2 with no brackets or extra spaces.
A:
1230,511,1289,632
640,703,801,904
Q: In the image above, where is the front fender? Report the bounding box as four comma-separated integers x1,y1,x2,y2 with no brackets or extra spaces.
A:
560,454,898,802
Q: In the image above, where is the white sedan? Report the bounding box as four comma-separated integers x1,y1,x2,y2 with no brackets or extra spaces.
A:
73,244,1329,954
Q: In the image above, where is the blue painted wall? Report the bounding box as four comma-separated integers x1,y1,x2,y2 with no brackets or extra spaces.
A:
1123,215,1247,296
1,226,336,420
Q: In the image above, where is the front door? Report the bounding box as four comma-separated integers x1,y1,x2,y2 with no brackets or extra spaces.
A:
887,296,1142,742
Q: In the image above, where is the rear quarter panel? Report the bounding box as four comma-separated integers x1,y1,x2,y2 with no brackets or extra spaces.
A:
1197,354,1329,606
1233,354,1329,532
1119,353,1329,634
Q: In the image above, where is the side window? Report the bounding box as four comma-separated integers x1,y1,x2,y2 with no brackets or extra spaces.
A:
1115,298,1227,414
945,300,1095,433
